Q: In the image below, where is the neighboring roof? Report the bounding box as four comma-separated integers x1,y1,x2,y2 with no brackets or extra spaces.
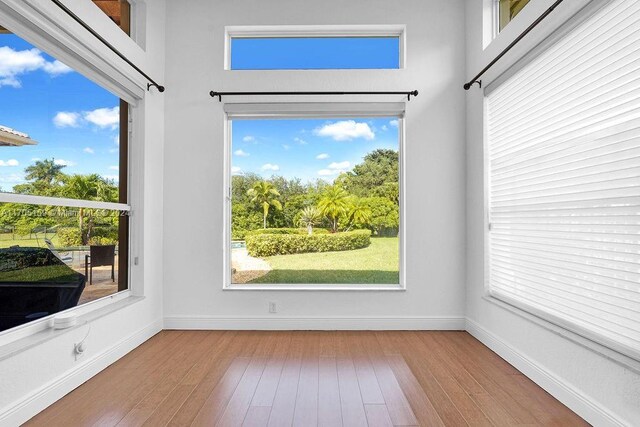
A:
0,125,38,146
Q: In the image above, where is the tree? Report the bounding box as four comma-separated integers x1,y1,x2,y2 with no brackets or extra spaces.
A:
298,206,322,235
247,181,283,229
317,185,350,232
24,159,66,184
60,174,118,244
339,149,399,204
344,198,372,231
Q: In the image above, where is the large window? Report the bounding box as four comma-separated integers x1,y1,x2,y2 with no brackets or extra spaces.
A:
0,31,129,332
486,0,640,360
227,113,402,288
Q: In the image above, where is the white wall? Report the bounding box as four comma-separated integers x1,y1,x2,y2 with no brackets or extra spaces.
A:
0,1,166,424
464,0,640,425
162,0,467,329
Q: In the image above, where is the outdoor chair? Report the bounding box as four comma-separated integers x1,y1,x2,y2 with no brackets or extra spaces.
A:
84,245,115,285
44,238,74,264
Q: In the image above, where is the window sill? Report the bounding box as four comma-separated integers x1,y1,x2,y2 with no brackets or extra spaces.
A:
224,284,405,291
483,294,640,375
0,293,144,361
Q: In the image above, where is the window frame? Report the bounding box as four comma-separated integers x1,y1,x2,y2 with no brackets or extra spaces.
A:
0,1,146,350
222,103,407,291
224,25,406,71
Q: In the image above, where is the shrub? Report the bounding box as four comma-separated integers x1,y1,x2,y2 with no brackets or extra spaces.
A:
57,228,82,246
246,228,330,236
246,229,371,257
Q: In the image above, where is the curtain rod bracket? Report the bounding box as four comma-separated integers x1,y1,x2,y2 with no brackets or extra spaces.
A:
147,83,165,93
463,80,482,90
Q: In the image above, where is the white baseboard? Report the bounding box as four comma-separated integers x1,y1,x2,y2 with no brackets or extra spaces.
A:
465,318,626,427
0,319,163,427
164,315,466,330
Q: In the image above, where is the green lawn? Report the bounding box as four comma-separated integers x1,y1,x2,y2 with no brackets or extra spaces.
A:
248,237,399,284
0,233,60,249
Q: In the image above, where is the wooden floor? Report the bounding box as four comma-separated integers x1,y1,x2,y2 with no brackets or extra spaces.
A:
26,331,587,426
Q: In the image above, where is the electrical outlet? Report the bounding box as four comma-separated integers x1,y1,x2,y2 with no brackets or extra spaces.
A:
268,301,277,313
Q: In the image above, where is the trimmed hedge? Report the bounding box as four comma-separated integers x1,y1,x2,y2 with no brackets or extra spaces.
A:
246,228,330,236
246,229,371,257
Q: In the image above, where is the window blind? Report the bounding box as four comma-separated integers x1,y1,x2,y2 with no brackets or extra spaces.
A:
486,0,640,360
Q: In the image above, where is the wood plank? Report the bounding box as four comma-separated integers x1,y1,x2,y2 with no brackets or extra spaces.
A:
364,404,394,427
347,332,385,405
292,332,319,427
191,357,252,426
267,332,304,427
217,357,269,426
242,406,272,427
250,333,291,407
336,356,368,427
318,357,343,427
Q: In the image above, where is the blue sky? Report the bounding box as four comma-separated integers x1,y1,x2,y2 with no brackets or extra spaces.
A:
231,37,399,70
232,117,399,183
0,34,120,191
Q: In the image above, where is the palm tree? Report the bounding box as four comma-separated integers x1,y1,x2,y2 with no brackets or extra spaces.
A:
24,159,66,185
298,206,322,235
247,181,282,229
345,198,372,231
317,185,350,232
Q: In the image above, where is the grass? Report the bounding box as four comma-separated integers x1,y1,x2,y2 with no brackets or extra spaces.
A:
0,233,61,249
0,265,79,283
248,237,399,284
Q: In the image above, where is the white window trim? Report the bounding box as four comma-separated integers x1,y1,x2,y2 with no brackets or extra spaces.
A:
481,0,640,369
224,24,406,70
0,4,146,349
222,103,406,291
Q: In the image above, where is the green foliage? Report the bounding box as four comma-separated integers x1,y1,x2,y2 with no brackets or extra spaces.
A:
338,149,399,204
360,197,399,235
247,181,283,229
57,228,82,246
297,206,322,234
246,230,371,257
246,228,329,236
317,185,350,232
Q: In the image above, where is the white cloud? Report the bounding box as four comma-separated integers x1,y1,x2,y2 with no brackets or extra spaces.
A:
0,159,19,167
31,157,41,162
381,125,388,131
294,137,307,145
328,161,350,170
0,173,24,184
389,119,399,127
318,160,351,177
109,148,118,153
261,163,280,171
109,165,119,171
243,136,255,142
316,153,329,160
314,120,375,141
282,144,290,150
0,47,72,88
231,166,243,175
113,135,120,146
54,159,75,167
84,107,119,129
234,149,250,157
53,111,80,128
42,60,72,75
83,147,95,154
